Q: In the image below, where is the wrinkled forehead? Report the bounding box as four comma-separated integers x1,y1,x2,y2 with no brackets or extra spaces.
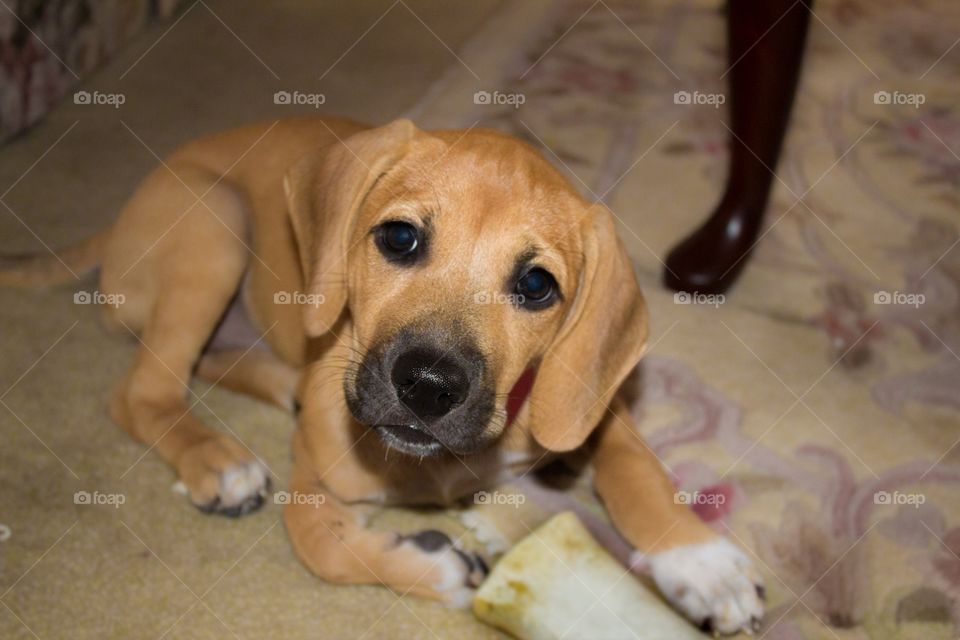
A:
363,129,587,270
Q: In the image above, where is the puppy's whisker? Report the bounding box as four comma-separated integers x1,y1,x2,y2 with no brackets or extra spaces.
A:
317,374,353,385
313,363,356,376
328,351,363,364
314,361,352,371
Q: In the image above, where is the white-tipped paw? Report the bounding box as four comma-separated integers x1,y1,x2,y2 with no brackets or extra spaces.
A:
176,436,270,517
400,530,489,608
634,537,764,635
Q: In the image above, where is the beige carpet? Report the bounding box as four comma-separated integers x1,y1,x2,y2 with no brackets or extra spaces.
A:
411,1,960,639
0,2,510,639
4,1,960,639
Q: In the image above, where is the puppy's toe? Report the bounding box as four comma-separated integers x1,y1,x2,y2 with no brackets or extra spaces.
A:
453,547,489,588
177,437,269,517
197,463,270,517
401,529,490,607
458,510,511,555
639,537,764,635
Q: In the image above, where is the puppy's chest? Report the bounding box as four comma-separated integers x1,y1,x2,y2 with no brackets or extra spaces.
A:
380,448,538,507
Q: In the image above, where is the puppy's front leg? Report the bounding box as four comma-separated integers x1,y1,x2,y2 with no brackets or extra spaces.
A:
283,467,487,607
592,397,764,635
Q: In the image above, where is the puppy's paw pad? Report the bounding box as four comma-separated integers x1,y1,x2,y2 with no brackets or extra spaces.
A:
405,529,456,553
642,537,764,635
401,529,489,606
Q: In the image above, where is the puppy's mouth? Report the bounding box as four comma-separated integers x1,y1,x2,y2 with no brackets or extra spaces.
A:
347,325,496,457
373,424,444,456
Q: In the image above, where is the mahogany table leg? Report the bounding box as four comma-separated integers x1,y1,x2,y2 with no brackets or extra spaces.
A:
663,0,812,294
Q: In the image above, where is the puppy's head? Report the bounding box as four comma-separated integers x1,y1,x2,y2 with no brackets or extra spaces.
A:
286,119,648,457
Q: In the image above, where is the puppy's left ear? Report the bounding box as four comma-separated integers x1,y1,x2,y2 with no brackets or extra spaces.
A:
284,119,417,337
530,205,649,452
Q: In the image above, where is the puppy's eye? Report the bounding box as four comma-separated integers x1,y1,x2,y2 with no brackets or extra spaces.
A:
377,221,420,262
515,268,557,309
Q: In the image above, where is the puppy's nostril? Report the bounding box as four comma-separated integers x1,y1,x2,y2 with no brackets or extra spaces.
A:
439,391,464,407
436,392,462,413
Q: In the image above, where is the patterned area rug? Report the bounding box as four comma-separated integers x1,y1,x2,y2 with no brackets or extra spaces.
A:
0,0,186,143
412,1,960,638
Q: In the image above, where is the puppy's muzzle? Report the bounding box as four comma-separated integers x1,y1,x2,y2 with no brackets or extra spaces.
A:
346,327,495,457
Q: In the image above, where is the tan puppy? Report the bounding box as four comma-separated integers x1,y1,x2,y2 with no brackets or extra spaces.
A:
4,117,763,634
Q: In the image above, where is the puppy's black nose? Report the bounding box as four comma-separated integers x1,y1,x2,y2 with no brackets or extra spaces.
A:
391,348,469,421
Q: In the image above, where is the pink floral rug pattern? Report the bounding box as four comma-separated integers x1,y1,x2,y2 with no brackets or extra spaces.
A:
415,1,960,637
0,0,184,143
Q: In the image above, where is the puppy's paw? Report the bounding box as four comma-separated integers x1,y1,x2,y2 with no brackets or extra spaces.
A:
458,509,511,555
400,529,489,608
635,537,764,635
176,436,269,517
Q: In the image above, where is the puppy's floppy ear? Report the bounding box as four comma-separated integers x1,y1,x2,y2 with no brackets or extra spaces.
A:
530,205,649,452
284,119,417,337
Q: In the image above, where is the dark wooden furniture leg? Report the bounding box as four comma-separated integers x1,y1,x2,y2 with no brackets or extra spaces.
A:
664,0,812,294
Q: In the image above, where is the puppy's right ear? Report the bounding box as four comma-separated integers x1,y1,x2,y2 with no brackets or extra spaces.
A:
284,119,417,337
